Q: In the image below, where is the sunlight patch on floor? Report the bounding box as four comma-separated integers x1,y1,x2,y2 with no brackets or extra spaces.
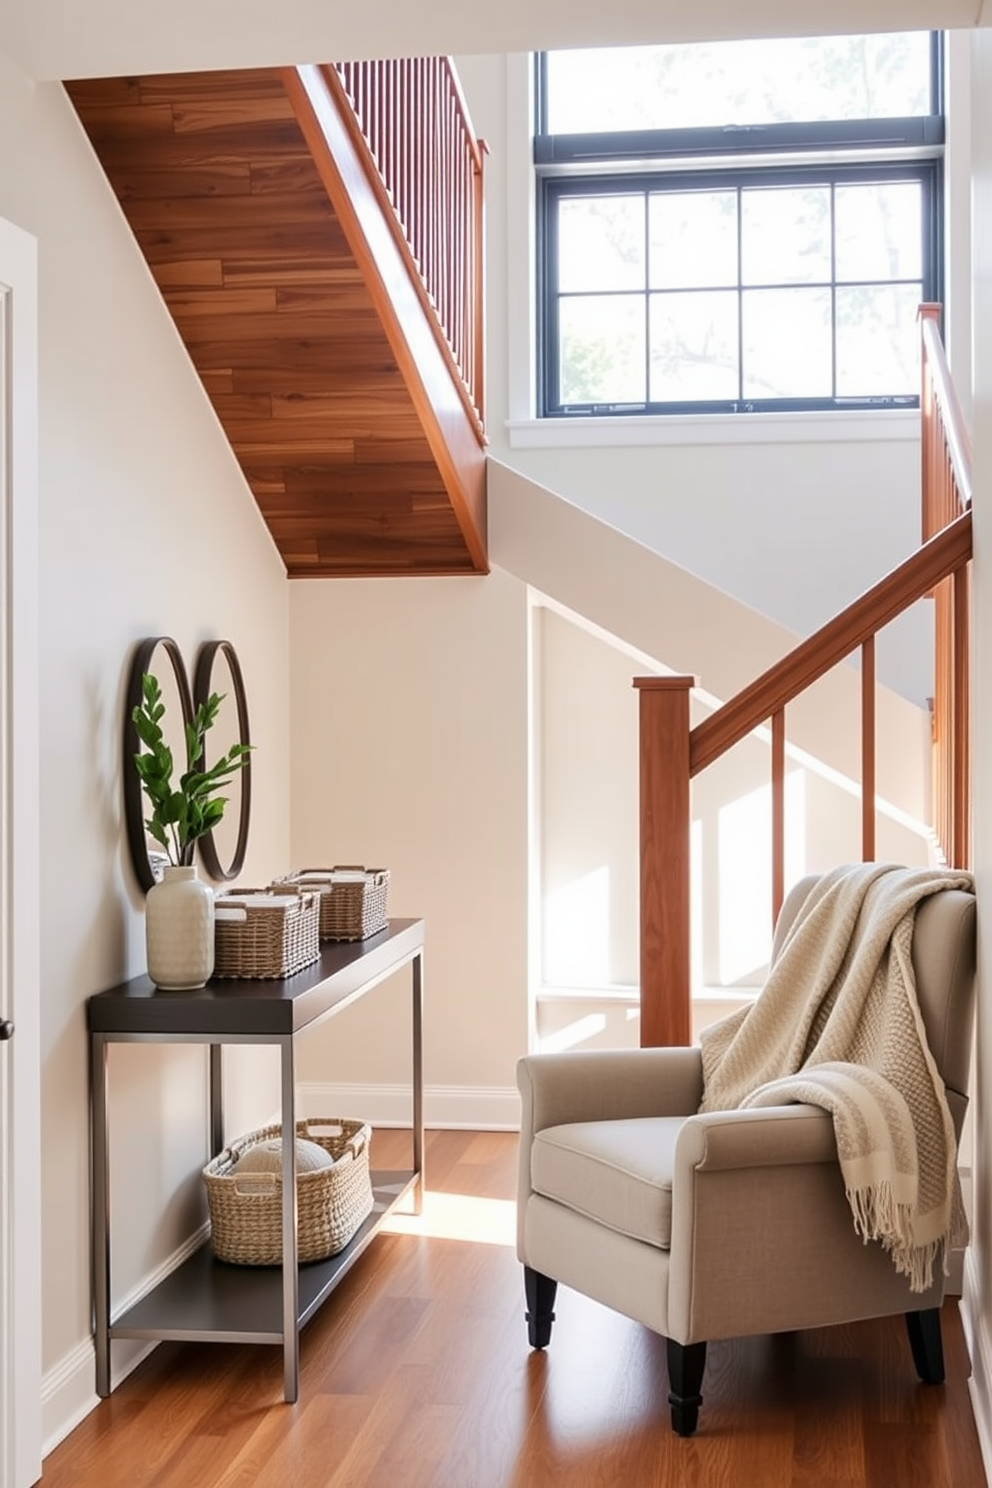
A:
381,1190,516,1246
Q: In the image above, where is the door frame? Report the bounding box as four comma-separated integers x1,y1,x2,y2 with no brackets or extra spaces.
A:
0,214,41,1488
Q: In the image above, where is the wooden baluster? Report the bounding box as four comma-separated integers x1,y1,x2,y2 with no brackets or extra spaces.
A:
634,676,696,1049
861,636,875,862
953,563,970,867
771,708,785,928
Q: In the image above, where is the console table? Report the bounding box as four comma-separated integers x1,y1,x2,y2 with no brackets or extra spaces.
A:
88,917,424,1403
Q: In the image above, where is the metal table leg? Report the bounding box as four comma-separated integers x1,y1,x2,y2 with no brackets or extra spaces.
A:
208,1043,223,1157
412,950,424,1215
91,1034,111,1398
279,1036,300,1402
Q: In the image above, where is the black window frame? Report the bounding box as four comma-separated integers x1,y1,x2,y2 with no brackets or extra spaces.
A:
535,34,945,419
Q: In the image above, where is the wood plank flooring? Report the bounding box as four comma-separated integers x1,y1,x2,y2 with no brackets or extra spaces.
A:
42,1130,986,1487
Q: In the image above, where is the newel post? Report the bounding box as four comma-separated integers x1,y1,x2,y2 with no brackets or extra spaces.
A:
634,676,696,1048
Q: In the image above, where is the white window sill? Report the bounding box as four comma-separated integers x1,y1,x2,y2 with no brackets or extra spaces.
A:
506,407,920,450
536,985,760,1005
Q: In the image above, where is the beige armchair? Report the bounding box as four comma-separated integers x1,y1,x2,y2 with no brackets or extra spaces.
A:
516,875,976,1435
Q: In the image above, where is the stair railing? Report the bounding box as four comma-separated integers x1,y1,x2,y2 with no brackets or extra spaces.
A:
327,59,486,432
920,304,972,870
636,310,972,1049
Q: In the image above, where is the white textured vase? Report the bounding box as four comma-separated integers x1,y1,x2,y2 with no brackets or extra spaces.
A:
145,865,215,990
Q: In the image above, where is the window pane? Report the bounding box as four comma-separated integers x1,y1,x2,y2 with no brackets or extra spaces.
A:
545,33,932,134
559,295,646,403
650,292,739,401
558,196,645,293
836,283,921,396
741,187,831,286
835,182,922,282
742,288,833,398
649,191,738,289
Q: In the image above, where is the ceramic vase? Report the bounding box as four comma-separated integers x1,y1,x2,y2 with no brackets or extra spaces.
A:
145,864,214,990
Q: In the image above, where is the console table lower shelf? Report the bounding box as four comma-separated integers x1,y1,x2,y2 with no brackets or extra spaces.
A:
111,1171,416,1344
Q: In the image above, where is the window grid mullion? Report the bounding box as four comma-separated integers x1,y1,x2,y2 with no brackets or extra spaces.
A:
736,184,744,405
831,181,838,401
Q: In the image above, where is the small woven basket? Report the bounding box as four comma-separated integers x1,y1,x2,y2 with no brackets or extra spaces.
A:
213,887,320,978
280,867,390,941
203,1117,374,1265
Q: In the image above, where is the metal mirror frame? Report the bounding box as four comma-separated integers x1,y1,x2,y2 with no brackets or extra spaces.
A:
124,636,194,895
192,639,252,882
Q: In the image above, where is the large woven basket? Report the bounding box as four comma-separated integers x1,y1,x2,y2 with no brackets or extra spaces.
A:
280,867,390,941
213,887,320,978
203,1117,374,1265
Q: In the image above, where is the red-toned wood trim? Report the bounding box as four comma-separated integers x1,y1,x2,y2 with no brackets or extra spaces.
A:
771,708,785,928
690,511,972,777
861,636,875,862
283,64,488,574
953,562,970,868
634,676,696,1048
920,306,972,517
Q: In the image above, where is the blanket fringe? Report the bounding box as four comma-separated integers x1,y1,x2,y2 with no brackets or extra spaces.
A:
847,1181,942,1293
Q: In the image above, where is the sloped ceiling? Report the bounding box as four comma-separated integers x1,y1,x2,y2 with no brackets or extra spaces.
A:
0,0,982,82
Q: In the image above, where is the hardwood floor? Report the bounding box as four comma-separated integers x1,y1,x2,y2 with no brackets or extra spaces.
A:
43,1130,986,1487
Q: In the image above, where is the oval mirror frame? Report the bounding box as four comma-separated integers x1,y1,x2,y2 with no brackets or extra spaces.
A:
193,640,252,882
124,636,194,895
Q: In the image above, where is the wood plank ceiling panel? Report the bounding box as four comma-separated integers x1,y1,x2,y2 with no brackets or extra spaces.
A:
66,68,485,576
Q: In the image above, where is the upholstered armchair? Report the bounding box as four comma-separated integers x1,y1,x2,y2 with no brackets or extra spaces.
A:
516,874,976,1435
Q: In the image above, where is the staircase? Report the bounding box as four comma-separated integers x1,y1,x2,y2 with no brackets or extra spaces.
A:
634,311,972,1047
66,62,487,577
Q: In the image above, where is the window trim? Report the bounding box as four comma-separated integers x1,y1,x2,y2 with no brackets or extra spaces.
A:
535,34,945,419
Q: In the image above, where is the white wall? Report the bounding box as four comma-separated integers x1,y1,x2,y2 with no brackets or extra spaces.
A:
0,51,293,1449
960,29,992,1483
455,51,937,707
289,571,530,1128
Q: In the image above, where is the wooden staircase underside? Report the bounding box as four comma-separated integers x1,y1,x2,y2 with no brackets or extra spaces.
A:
66,68,488,578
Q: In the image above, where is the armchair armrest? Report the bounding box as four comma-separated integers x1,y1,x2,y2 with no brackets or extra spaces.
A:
675,1104,838,1175
517,1047,703,1139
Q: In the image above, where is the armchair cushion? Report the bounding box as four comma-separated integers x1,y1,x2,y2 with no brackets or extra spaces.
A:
532,1116,683,1249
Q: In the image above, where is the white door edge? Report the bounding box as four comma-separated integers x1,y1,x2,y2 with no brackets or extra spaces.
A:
0,213,42,1488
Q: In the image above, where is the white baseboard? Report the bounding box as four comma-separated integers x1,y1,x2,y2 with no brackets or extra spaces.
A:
297,1081,521,1131
960,1246,992,1487
41,1222,210,1459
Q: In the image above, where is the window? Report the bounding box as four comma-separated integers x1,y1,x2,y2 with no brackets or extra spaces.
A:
536,33,943,417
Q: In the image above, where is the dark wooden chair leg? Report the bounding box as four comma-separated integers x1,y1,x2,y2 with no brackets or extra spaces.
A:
667,1338,707,1436
906,1308,945,1384
524,1266,557,1349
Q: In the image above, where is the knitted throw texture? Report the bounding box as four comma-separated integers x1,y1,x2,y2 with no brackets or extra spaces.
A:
700,863,972,1292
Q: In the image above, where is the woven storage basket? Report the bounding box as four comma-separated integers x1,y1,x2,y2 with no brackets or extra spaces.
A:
213,887,320,978
281,867,390,941
203,1117,374,1265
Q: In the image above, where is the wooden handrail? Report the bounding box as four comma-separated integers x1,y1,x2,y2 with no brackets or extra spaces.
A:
329,59,486,432
919,305,972,868
919,305,972,531
690,509,972,777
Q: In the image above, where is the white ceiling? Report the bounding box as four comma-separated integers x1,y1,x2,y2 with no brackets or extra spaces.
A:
0,0,984,83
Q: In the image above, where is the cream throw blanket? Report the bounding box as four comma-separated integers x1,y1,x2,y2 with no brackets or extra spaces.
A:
700,863,973,1292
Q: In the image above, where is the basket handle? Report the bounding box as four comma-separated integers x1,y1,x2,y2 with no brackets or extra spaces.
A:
231,1174,279,1197
304,1119,369,1160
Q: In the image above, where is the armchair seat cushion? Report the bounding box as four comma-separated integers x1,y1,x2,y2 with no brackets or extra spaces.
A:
531,1117,684,1250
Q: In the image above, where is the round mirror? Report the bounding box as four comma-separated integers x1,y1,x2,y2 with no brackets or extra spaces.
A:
193,641,251,882
123,637,194,894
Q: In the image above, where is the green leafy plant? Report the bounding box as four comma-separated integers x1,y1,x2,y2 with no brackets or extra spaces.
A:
132,671,252,867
